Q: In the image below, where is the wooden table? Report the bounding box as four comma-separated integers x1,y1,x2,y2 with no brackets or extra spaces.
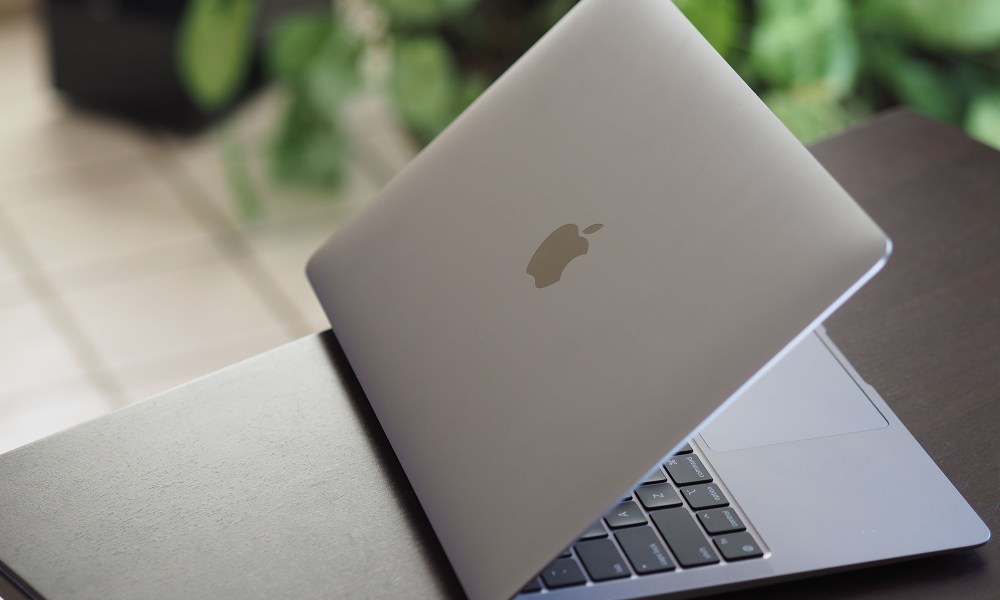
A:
747,108,999,600
0,110,996,599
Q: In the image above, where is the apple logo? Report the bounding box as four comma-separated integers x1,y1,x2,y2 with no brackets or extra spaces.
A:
526,223,604,288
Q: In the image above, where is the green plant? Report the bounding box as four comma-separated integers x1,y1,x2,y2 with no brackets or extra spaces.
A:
254,0,572,197
178,0,263,111
266,14,363,189
177,0,1000,216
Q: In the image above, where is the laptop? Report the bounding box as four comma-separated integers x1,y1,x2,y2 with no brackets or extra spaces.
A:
305,0,989,598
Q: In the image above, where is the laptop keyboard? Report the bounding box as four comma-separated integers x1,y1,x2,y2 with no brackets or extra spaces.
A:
519,443,764,594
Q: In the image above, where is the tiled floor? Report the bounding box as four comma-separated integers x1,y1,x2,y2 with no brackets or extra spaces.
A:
0,11,418,453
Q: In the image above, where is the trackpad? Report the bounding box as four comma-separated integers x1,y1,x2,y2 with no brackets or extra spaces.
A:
700,333,887,452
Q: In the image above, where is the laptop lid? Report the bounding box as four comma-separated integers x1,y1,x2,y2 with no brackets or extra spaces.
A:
306,0,889,598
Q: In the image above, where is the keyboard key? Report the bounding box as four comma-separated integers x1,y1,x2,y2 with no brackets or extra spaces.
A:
642,466,668,484
697,507,746,535
635,482,682,509
665,454,712,485
520,577,542,593
579,520,608,540
604,500,647,528
651,507,720,567
680,483,728,510
674,443,694,455
615,526,675,574
558,547,572,558
574,539,631,581
713,532,763,561
541,558,587,588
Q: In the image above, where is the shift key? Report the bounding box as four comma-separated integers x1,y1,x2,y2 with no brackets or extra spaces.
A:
615,526,675,574
651,508,719,567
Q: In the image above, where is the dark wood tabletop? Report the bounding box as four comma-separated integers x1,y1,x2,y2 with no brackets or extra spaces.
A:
715,109,999,599
0,109,995,600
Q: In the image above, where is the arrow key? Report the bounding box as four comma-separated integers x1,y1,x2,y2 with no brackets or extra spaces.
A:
697,507,746,535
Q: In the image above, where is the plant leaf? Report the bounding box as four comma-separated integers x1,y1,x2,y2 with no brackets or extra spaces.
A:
456,72,489,113
301,25,365,114
267,14,332,82
376,0,475,28
222,132,263,219
269,96,348,189
966,89,1000,150
389,36,460,141
868,41,965,124
268,15,363,114
673,0,744,61
859,0,1000,53
177,0,261,111
750,0,859,100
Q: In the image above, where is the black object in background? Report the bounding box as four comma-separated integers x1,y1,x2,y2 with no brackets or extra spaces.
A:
42,0,320,132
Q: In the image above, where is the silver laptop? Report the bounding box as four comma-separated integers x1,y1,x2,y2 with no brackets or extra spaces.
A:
306,1,989,598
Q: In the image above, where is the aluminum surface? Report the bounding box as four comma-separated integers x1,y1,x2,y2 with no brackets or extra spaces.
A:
307,0,889,597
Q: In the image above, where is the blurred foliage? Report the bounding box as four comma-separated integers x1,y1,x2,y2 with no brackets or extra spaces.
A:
751,0,859,98
266,15,363,188
377,0,476,27
674,0,744,60
177,0,1000,213
860,0,1000,53
178,0,262,111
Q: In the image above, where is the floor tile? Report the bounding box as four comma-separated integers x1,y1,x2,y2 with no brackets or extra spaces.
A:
0,241,16,281
0,276,31,308
166,134,379,229
2,164,213,275
0,151,154,206
0,11,45,95
60,257,290,370
0,377,114,455
41,238,227,295
243,216,361,334
0,11,419,439
0,301,87,395
116,327,291,402
0,93,161,183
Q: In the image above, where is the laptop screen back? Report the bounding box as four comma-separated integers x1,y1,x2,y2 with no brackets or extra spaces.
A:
307,1,889,597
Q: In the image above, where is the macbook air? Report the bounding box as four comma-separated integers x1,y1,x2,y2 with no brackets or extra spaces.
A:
306,0,989,598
